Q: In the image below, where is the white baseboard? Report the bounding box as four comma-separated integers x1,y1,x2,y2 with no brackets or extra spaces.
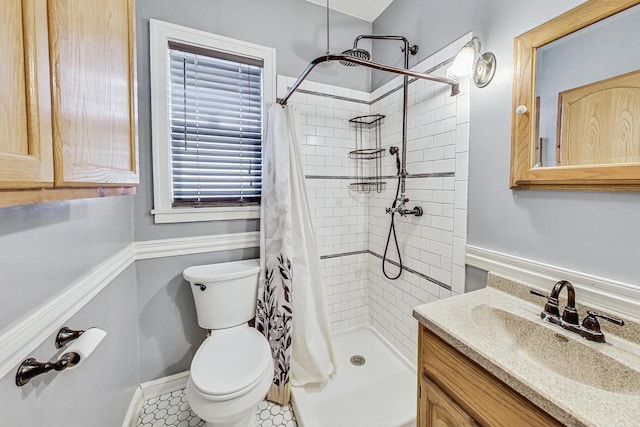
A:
139,370,190,401
122,371,190,427
0,232,259,383
466,245,640,319
121,386,144,427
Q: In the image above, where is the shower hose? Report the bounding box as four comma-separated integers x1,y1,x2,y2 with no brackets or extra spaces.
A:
383,147,403,280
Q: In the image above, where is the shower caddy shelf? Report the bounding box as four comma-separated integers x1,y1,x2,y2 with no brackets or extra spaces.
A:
348,114,386,194
348,148,385,160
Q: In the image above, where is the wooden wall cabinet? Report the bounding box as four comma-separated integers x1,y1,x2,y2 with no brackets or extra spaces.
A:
0,0,54,190
0,0,138,207
418,325,562,427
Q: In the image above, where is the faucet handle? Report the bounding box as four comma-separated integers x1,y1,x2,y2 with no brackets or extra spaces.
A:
530,289,549,299
529,289,560,318
582,310,625,332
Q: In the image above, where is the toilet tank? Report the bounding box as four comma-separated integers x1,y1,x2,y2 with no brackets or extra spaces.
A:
183,259,260,330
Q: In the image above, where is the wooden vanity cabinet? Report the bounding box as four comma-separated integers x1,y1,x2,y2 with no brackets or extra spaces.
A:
420,375,479,427
0,0,138,207
418,325,562,427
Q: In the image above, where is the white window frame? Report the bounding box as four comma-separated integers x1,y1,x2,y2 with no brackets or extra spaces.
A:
149,19,275,223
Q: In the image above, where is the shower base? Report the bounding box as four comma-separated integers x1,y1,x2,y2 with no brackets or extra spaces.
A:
291,324,416,427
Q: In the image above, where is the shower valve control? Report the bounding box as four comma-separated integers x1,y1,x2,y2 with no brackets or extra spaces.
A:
402,205,423,217
386,201,424,217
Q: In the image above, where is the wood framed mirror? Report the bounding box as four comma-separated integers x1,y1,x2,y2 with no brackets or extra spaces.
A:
510,0,640,191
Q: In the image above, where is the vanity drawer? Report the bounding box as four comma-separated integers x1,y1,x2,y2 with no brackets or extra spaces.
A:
419,326,562,427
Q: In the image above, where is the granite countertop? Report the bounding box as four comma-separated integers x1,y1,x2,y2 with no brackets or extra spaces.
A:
413,274,640,427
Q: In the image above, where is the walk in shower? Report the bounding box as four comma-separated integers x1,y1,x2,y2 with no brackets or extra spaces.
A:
278,22,471,424
279,31,456,281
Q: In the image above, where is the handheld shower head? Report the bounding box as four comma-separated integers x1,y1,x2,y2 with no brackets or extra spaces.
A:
339,48,370,66
389,146,400,174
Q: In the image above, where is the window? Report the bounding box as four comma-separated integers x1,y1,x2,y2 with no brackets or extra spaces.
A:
150,20,275,223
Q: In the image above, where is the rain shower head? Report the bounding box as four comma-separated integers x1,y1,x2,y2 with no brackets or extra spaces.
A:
339,48,370,66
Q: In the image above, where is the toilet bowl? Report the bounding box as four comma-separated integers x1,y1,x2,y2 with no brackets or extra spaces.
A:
186,326,273,426
183,259,274,427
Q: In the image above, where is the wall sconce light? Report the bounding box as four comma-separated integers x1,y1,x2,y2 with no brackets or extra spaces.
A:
447,36,496,88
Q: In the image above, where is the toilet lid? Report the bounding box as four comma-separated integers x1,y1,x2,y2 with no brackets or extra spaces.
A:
190,327,272,397
183,259,260,283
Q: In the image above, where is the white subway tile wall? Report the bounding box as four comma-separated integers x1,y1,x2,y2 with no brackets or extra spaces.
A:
322,253,369,330
276,34,471,364
278,75,372,332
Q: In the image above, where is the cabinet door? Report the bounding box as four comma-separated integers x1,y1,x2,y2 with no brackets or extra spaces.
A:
0,0,53,189
420,326,563,426
420,376,479,427
48,0,138,186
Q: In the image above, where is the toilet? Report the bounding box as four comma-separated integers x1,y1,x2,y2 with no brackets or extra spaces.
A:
183,259,274,427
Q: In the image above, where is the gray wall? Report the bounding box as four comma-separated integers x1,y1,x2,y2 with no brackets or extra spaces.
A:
0,266,139,427
133,0,371,242
0,196,134,330
375,0,640,289
371,0,492,90
465,265,488,293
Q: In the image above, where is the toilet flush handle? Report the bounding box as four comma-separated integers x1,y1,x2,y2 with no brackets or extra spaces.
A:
193,283,207,291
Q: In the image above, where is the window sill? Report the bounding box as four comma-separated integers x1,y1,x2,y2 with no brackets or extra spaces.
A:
151,206,260,223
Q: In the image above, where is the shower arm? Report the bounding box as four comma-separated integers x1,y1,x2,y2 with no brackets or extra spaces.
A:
352,35,414,55
277,54,459,106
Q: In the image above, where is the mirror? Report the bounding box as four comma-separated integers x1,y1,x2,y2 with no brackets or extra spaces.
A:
535,5,640,167
510,0,640,191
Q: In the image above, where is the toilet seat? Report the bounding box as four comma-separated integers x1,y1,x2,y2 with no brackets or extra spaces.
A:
190,326,273,401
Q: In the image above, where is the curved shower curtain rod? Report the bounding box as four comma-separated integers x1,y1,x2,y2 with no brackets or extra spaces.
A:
277,54,460,106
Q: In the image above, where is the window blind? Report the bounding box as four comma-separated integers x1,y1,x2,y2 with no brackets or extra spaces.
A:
168,41,263,207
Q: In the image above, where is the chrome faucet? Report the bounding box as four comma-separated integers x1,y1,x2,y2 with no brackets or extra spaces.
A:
530,280,624,343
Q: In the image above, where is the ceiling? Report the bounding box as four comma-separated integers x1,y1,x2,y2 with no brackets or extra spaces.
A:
304,0,395,22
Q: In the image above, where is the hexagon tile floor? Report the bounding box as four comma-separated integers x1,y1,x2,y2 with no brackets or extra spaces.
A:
136,388,297,427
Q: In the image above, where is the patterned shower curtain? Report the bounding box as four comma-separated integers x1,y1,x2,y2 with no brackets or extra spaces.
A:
256,104,335,405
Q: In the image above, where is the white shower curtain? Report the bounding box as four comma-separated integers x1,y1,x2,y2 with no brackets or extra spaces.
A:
256,104,336,405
